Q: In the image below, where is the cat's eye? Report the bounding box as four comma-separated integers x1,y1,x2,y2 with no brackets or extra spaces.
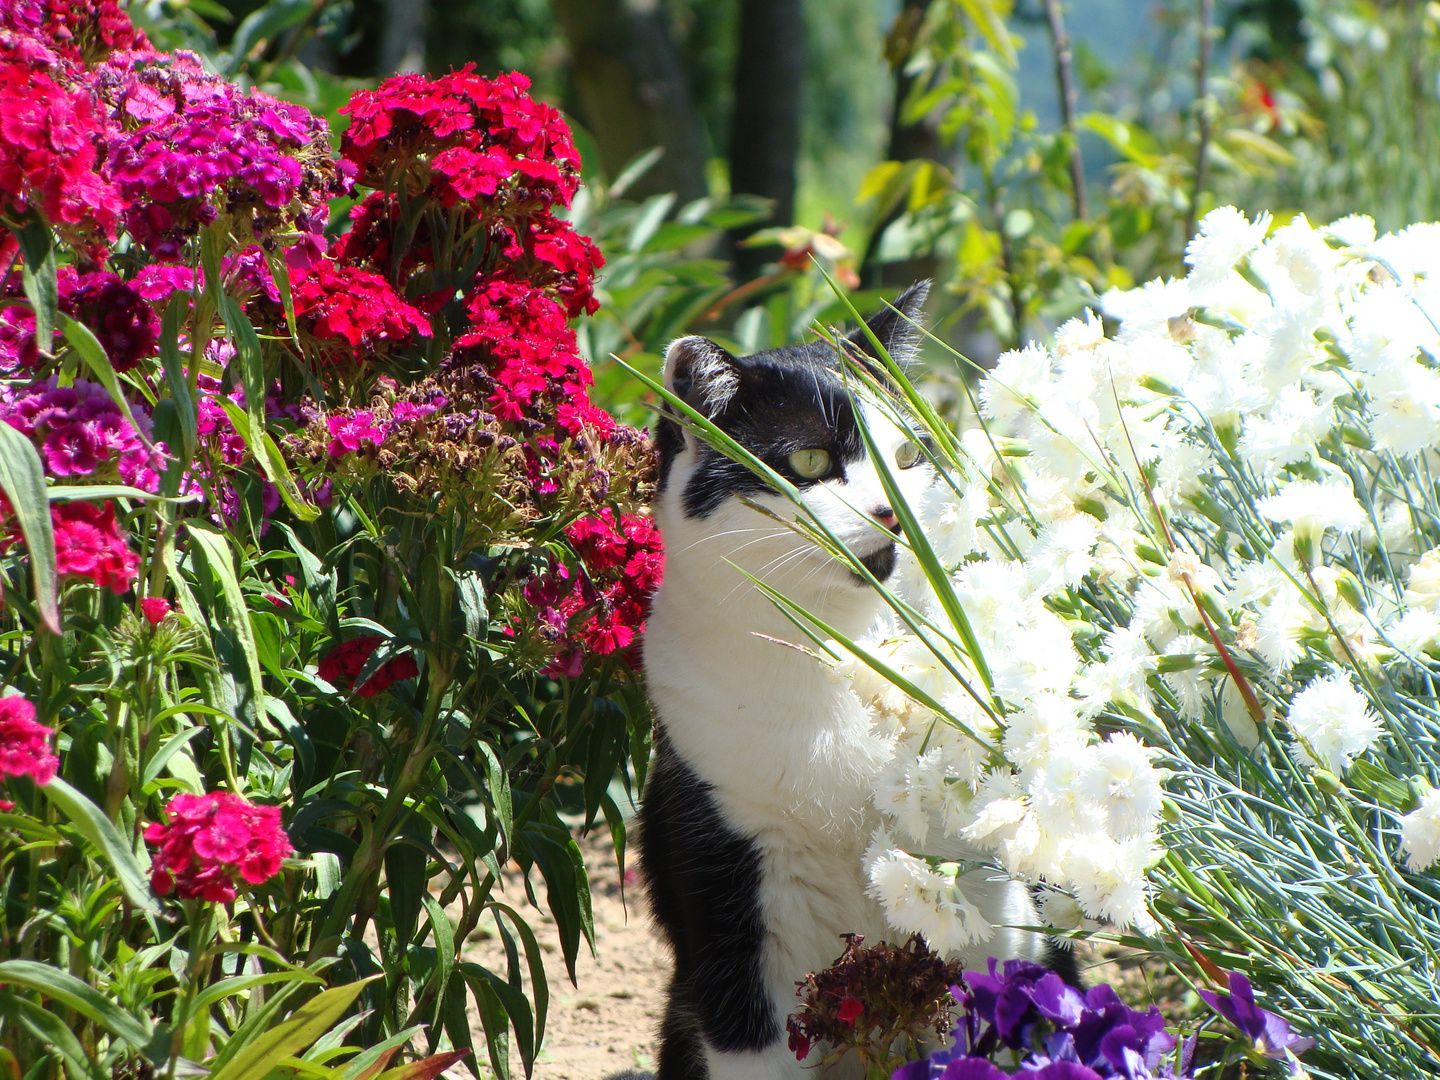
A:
895,440,923,469
789,448,832,479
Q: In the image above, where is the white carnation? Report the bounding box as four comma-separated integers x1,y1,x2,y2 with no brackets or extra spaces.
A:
1185,206,1272,288
1076,732,1166,838
1399,789,1440,872
1284,670,1383,774
865,843,995,954
1062,833,1157,929
980,344,1054,426
1256,479,1366,538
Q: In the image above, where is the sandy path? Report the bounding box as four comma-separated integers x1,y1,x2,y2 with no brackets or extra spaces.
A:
464,827,667,1080
461,827,1183,1080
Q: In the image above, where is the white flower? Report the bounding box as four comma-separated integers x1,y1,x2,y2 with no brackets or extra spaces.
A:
1037,889,1097,937
980,344,1053,426
1387,609,1440,656
1325,214,1376,247
1256,479,1366,540
1054,310,1105,357
1284,670,1382,774
1026,513,1100,593
865,842,994,954
1077,733,1166,837
1185,206,1272,288
1399,789,1440,871
1002,692,1088,773
1365,362,1440,456
1403,550,1440,610
1062,833,1157,929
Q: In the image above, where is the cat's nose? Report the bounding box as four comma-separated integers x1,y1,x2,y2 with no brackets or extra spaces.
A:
873,507,902,535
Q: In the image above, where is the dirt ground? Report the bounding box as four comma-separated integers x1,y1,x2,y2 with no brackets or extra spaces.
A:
462,827,1189,1080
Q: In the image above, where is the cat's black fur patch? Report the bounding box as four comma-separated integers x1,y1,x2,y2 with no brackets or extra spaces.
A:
655,282,932,516
639,730,778,1078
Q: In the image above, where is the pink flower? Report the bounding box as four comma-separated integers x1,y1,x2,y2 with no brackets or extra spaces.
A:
139,597,171,625
325,411,390,458
0,695,58,787
50,499,140,593
1,376,166,490
144,791,293,902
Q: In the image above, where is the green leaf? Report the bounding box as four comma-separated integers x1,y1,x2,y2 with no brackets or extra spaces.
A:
141,726,209,787
191,970,325,1015
47,485,191,503
0,420,59,633
487,903,548,1063
420,894,455,1010
462,969,510,1080
0,991,106,1080
208,977,376,1080
59,315,155,447
186,525,267,729
160,293,198,467
0,961,154,1051
218,400,319,521
42,778,158,913
16,220,56,359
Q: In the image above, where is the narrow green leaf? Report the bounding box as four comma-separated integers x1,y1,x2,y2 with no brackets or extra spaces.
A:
263,246,302,347
0,960,153,1050
16,220,56,359
463,970,510,1080
187,525,267,729
208,977,376,1080
160,293,198,465
141,726,209,787
487,903,549,1072
191,969,323,1015
42,778,158,913
0,991,106,1080
421,894,455,1010
47,485,191,503
0,420,59,633
218,399,319,521
59,314,155,446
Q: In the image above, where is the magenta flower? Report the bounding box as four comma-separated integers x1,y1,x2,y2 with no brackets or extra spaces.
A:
139,597,172,625
326,411,390,458
50,499,140,593
0,695,58,787
145,791,293,903
1,377,166,491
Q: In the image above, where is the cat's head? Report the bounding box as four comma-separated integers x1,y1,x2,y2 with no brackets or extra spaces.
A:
653,282,932,608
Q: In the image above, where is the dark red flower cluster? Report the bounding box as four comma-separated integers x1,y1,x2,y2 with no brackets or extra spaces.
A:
293,261,432,359
145,791,293,903
526,509,663,674
318,635,420,697
340,68,580,209
0,694,58,787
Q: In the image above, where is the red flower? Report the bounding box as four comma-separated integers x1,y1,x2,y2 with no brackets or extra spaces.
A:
837,995,865,1027
145,791,293,903
0,694,58,787
293,261,431,359
318,635,419,697
139,597,171,625
50,499,139,593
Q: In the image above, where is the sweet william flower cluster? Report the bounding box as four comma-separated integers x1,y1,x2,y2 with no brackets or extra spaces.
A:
845,206,1440,955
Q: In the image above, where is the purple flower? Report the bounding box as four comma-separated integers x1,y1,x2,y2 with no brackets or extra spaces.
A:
1020,1064,1105,1080
1198,973,1315,1070
1,377,166,490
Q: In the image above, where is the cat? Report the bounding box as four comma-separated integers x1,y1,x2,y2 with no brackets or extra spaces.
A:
636,283,1067,1080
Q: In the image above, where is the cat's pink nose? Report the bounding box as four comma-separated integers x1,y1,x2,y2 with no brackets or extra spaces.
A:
874,507,901,534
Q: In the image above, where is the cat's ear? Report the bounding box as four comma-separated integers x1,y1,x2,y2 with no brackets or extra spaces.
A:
663,336,744,423
845,280,930,369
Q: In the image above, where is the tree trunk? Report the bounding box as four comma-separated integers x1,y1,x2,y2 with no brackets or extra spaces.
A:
552,0,709,203
381,0,427,75
727,0,806,279
862,0,943,286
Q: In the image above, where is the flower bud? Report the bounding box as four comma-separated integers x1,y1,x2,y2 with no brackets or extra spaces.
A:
1313,769,1344,796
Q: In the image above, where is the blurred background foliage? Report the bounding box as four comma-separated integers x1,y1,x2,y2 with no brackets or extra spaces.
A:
132,0,1440,404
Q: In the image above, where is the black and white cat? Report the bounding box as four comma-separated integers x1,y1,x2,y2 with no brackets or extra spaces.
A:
637,284,1058,1080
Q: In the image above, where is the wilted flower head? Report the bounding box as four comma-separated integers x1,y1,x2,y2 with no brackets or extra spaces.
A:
145,791,293,902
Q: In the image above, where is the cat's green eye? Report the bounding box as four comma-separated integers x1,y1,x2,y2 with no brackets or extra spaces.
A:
789,448,832,479
895,440,923,469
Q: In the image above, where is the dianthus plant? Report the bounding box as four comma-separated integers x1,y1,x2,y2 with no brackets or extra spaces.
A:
671,209,1440,1079
0,4,657,1078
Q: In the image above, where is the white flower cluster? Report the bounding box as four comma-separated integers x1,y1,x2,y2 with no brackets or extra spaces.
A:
844,207,1440,954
